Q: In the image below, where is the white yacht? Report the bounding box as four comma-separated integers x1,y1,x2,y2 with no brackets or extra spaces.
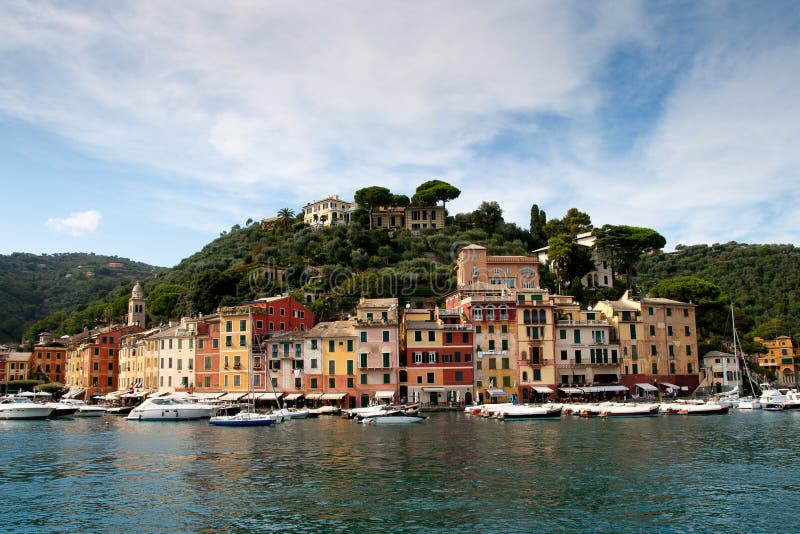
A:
126,397,216,421
0,396,53,420
759,384,790,411
59,398,107,417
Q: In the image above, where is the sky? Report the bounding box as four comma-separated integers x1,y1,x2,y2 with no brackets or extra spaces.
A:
1,1,799,268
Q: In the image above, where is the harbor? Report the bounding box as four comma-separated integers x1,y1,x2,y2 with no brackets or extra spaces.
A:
1,409,798,532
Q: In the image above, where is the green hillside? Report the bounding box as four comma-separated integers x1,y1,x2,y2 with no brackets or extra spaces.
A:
0,253,162,344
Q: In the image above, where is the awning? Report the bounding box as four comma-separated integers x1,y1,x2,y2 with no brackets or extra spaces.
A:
532,386,554,394
284,393,303,401
375,390,395,399
659,382,680,390
486,388,507,396
422,387,445,393
580,385,629,393
320,393,346,400
193,392,225,400
121,391,148,398
558,387,584,395
218,392,248,401
64,388,85,399
305,393,323,400
254,392,283,401
635,383,659,392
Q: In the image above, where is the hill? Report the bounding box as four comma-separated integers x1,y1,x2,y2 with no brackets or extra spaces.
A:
0,252,162,344
634,242,800,336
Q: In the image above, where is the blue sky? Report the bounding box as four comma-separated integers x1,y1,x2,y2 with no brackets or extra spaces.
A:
1,1,799,267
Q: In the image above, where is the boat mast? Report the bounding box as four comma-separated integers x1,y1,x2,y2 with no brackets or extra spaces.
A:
731,302,759,396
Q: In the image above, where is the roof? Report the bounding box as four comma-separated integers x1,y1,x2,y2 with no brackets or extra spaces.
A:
404,320,439,329
358,297,398,308
640,296,694,307
8,351,32,362
307,320,356,338
460,244,486,251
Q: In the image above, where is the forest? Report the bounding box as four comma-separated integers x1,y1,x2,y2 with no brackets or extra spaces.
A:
5,182,800,355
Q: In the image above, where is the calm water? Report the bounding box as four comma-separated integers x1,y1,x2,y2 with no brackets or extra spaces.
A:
1,410,798,533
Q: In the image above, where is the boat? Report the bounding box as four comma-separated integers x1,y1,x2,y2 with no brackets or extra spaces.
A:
737,397,761,410
599,403,660,417
730,303,761,409
126,397,216,421
780,390,800,410
497,404,563,420
209,411,278,427
44,401,79,418
361,409,426,425
287,408,310,419
759,384,790,410
105,405,136,416
59,398,107,417
0,395,53,420
679,402,731,415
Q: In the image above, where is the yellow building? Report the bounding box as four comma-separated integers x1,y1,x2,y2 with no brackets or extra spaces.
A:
303,194,354,227
370,205,447,231
754,336,798,386
219,306,253,392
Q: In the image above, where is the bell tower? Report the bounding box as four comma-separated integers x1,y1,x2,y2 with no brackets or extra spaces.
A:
128,281,146,327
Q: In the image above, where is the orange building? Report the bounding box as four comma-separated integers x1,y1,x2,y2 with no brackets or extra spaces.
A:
456,244,539,290
31,332,68,384
754,335,798,386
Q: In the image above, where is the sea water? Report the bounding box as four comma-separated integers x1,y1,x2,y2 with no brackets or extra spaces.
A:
1,410,798,532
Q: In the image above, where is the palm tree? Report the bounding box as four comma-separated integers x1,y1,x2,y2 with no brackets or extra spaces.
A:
277,208,295,229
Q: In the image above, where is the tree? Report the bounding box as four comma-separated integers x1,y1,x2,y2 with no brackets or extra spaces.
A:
354,186,392,229
547,234,594,294
390,194,410,206
544,208,592,239
277,208,295,229
411,180,461,212
147,284,186,322
472,201,504,233
530,203,547,249
594,224,666,291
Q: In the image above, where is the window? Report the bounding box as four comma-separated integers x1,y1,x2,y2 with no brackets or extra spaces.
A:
428,331,435,342
685,326,690,336
687,363,693,374
652,362,659,374
488,326,494,334
311,339,318,350
361,332,367,342
632,364,638,374
573,330,581,343
455,371,463,382
684,308,689,318
360,374,368,385
328,340,335,352
225,321,232,332
329,378,335,389
533,369,541,381
630,325,637,340
428,352,437,363
347,377,354,388
347,360,354,374
666,308,672,317
360,353,368,368
475,326,481,334
651,345,658,356
414,331,422,342
631,346,638,360
686,346,693,356
501,358,509,369
648,307,654,316
240,335,246,347
649,325,656,336
311,378,318,389
311,358,318,369
108,377,113,387
489,358,496,370
560,350,567,361
383,330,390,342
383,373,390,384
502,376,511,387
347,340,353,352
445,333,453,343
501,339,508,351
328,361,335,374
575,350,582,364
177,359,182,371
414,352,423,364
108,362,113,371
204,377,211,388
426,372,434,384
212,339,218,349
225,336,232,347
667,325,673,337
559,329,566,340
383,353,390,368
205,356,212,370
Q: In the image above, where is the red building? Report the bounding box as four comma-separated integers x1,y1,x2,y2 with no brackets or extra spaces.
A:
31,333,68,384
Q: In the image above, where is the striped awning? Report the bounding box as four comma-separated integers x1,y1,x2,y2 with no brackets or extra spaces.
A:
486,388,507,396
284,393,303,401
320,393,346,400
218,392,248,401
305,393,323,400
580,385,629,393
254,392,283,401
558,387,583,395
635,383,658,392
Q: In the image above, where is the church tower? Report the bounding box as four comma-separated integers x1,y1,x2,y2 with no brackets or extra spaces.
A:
128,281,146,327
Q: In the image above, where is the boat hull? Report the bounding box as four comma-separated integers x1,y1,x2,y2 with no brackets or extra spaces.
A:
209,412,278,426
0,407,53,420
126,407,215,421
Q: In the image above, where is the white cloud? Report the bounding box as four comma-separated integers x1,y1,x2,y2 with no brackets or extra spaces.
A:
46,210,102,236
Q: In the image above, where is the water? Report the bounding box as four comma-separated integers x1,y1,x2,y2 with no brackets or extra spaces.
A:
1,411,798,532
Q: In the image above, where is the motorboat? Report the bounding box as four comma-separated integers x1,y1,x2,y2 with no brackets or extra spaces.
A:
659,399,706,414
44,401,79,418
126,397,216,421
349,405,396,421
599,403,660,417
759,384,790,411
287,408,310,419
209,411,278,427
736,397,762,410
477,403,515,417
679,402,731,415
497,404,563,420
361,409,426,425
0,396,53,420
59,398,107,417
780,391,800,410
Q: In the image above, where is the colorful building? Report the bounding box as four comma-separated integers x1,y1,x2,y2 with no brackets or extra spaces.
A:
456,243,539,290
31,332,68,384
370,205,447,231
303,194,355,227
754,335,798,386
354,297,400,407
400,307,474,407
305,320,356,408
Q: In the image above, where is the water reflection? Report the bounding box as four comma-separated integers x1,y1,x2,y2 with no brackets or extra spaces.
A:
1,412,799,531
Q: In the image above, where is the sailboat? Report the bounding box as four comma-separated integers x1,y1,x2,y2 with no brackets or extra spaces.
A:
209,308,278,427
730,302,762,409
